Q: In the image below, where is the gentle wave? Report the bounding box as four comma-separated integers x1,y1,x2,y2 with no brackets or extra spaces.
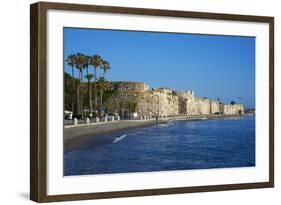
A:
113,134,128,143
158,123,169,127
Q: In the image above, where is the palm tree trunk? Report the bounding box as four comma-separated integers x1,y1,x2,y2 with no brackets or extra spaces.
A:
100,90,103,113
75,81,80,115
94,67,98,110
79,70,83,114
89,83,92,112
71,67,75,114
72,67,74,78
86,68,92,112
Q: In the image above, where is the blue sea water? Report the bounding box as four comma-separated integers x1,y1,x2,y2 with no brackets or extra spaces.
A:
64,116,255,176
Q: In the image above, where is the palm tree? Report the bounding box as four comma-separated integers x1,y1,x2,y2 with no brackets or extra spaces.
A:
97,77,110,113
101,60,110,78
85,73,94,113
83,55,92,112
74,53,86,114
65,54,76,113
89,55,103,110
66,54,76,77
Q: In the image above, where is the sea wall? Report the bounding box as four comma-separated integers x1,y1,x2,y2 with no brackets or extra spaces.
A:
108,81,149,92
104,81,244,117
103,91,139,115
211,101,220,114
222,104,244,115
178,91,199,115
104,87,179,117
136,88,179,117
177,92,219,115
197,97,211,115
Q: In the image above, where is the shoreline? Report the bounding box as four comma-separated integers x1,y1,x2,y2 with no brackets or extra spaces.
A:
64,114,253,150
64,119,162,150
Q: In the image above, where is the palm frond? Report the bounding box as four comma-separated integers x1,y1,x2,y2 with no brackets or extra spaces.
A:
90,55,103,68
85,74,94,80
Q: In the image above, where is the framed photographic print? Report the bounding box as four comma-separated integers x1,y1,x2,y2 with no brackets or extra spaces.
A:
30,1,274,202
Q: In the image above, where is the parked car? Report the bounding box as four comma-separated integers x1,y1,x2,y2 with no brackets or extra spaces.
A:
64,110,73,120
64,113,73,120
72,114,84,120
106,113,119,121
106,114,114,121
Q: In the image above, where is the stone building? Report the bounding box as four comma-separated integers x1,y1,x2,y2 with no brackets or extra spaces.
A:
109,81,149,92
135,88,179,117
211,100,220,114
104,81,244,118
219,104,244,115
177,91,220,115
178,91,195,115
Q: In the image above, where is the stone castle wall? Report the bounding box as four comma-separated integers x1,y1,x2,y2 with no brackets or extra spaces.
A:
107,81,149,93
197,98,211,115
104,81,244,117
104,87,179,117
222,104,244,115
103,91,138,115
211,101,220,114
156,89,179,117
177,92,220,116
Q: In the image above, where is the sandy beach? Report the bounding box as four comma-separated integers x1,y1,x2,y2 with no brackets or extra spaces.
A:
64,118,166,150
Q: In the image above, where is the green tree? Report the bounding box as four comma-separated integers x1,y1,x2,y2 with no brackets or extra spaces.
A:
65,54,76,113
101,60,111,78
85,73,94,113
90,55,103,110
83,55,93,112
129,102,137,113
230,101,236,105
97,77,110,113
74,53,86,114
64,72,76,111
65,54,76,77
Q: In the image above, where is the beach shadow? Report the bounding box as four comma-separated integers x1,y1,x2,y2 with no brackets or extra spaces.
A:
18,192,29,200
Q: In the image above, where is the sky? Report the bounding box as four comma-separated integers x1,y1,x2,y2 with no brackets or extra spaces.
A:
64,27,255,108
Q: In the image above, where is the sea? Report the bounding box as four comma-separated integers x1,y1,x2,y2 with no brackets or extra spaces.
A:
64,115,255,176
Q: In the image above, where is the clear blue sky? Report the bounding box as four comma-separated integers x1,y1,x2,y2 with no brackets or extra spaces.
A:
64,27,255,108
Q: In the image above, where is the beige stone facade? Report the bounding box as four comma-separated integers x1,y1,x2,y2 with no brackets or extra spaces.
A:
211,101,220,114
177,92,220,116
108,81,149,92
220,104,244,115
136,88,179,117
104,81,244,117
